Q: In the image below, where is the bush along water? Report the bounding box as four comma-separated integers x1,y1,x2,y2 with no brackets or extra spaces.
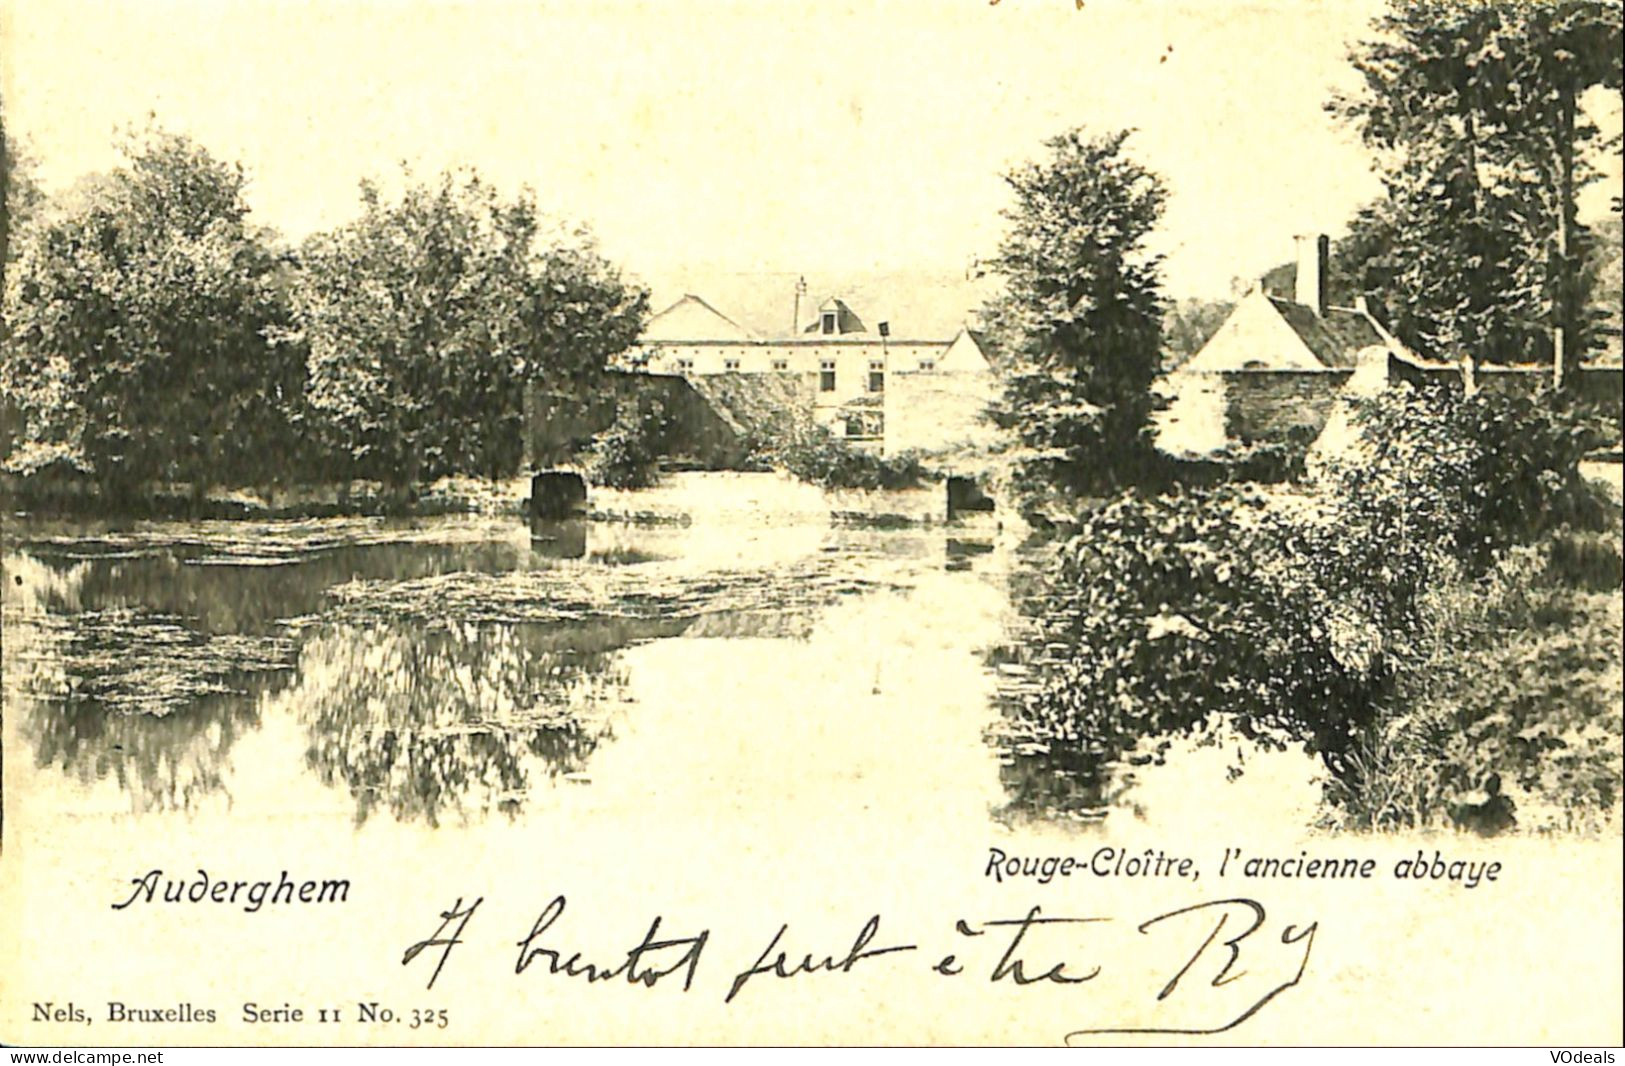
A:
583,393,672,489
1000,382,1621,833
743,408,935,491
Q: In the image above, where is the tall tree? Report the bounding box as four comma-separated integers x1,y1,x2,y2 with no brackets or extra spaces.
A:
1333,0,1623,381
2,128,302,491
2,101,46,300
1499,1,1625,385
1163,296,1236,369
982,128,1167,500
296,170,648,486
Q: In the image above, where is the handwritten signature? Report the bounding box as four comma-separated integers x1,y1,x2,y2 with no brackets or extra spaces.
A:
404,895,1315,1040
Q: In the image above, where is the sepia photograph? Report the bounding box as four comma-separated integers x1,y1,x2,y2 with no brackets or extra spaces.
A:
1,0,1621,1049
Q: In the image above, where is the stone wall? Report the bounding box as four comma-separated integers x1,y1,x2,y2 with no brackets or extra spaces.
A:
1161,360,1623,464
1157,369,1353,458
1389,357,1625,443
524,370,753,472
1217,369,1354,445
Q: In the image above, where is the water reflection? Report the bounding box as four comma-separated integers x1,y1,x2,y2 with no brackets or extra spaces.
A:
5,548,290,813
21,685,275,815
293,621,641,827
528,519,587,561
4,509,988,825
6,502,1317,834
984,540,1324,829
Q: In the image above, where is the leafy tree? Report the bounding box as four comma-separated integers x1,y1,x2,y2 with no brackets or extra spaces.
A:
1162,296,1235,368
2,128,302,491
3,110,46,280
1001,381,1616,826
1332,0,1624,377
1578,214,1622,361
296,170,648,486
583,392,671,489
981,128,1167,500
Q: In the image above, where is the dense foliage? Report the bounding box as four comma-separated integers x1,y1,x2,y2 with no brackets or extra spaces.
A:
1004,383,1620,831
3,134,651,501
982,128,1168,500
743,409,933,491
583,392,671,489
296,170,648,486
3,119,46,276
2,130,303,493
1329,537,1622,832
1309,384,1608,580
1331,0,1624,369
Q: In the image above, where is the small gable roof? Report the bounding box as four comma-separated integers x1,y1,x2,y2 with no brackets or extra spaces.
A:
803,297,867,335
939,327,994,372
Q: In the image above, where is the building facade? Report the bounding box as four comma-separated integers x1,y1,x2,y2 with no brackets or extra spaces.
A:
626,292,996,458
1156,234,1407,458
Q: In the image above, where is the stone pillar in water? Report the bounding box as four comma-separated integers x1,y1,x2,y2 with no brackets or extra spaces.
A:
530,471,588,520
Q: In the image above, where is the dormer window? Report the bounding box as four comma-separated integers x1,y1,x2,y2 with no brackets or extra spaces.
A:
821,311,837,335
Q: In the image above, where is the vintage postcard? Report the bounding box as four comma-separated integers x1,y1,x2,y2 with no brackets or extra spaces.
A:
1,0,1621,1049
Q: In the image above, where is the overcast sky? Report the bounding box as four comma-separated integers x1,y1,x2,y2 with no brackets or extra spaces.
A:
2,0,1618,302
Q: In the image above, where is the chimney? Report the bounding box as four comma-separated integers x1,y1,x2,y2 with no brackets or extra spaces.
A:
1295,233,1329,316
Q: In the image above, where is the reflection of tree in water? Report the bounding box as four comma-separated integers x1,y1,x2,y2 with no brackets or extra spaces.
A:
991,722,1165,826
3,556,260,813
22,688,275,814
296,620,649,827
5,549,296,813
2,530,545,816
985,544,1151,824
16,536,536,636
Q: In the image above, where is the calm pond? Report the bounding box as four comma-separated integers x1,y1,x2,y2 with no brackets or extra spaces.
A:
2,474,1322,833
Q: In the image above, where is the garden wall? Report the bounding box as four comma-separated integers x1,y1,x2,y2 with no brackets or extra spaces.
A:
523,370,751,471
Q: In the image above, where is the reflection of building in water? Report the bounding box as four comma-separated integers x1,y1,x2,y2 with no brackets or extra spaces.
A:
625,286,997,458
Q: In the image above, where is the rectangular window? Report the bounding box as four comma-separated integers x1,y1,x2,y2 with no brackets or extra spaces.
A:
724,358,741,371
771,358,789,371
675,358,694,372
918,358,935,372
821,312,837,335
869,360,885,393
820,359,836,392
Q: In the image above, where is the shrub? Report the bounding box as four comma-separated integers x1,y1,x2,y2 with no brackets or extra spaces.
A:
583,394,670,489
747,414,934,491
1311,383,1607,577
1001,382,1621,831
1326,543,1624,833
1004,487,1389,776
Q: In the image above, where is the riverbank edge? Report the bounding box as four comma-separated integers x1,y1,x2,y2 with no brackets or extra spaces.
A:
0,472,981,528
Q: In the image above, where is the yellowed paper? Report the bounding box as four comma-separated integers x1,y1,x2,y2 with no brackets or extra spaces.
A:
2,0,1621,1048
